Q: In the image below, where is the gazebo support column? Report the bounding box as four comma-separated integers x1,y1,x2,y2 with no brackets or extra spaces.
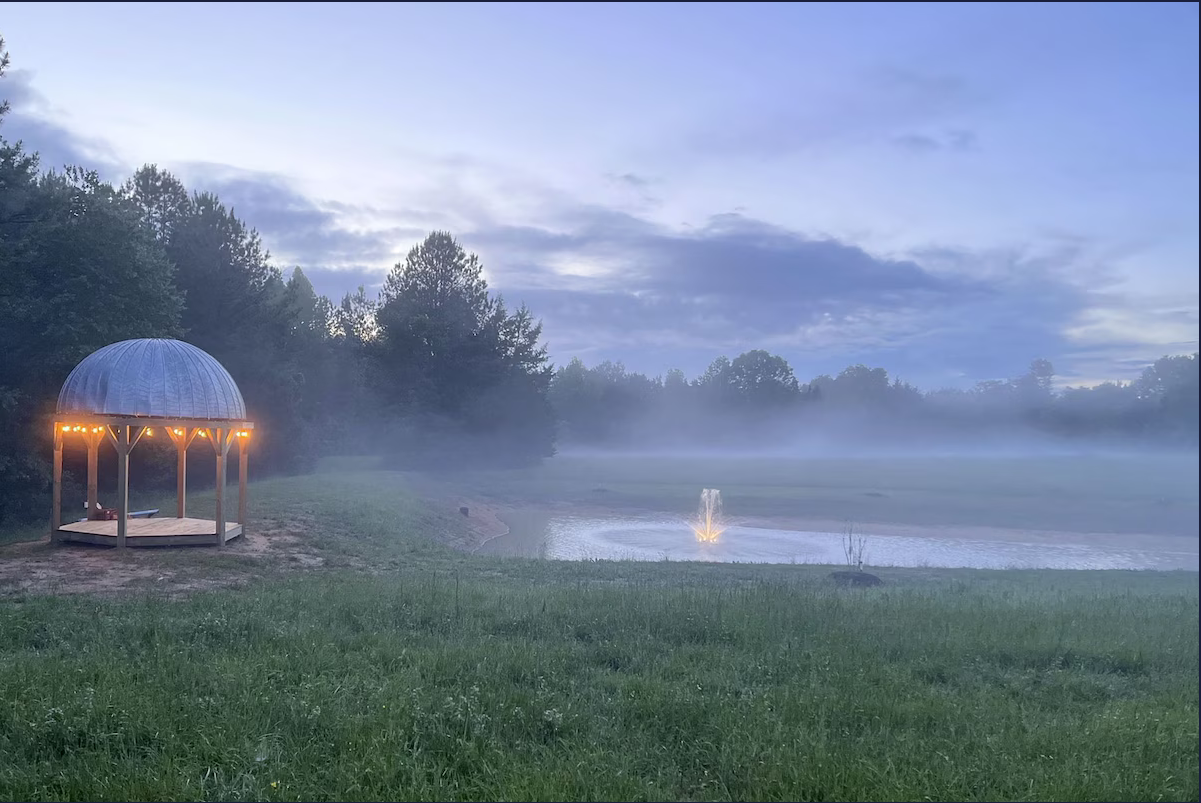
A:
86,430,100,520
212,428,235,547
51,425,63,543
115,426,130,549
238,434,248,530
106,425,146,550
166,427,197,518
177,438,186,518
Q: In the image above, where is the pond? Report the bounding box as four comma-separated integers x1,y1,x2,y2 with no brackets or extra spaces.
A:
480,512,1200,571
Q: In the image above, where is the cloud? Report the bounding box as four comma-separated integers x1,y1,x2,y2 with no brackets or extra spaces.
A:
76,151,1151,387
1054,292,1199,384
15,153,1175,385
681,66,983,160
1065,293,1199,350
294,266,389,303
602,171,663,211
0,69,125,177
461,209,1099,383
892,129,978,153
174,162,429,273
608,172,654,190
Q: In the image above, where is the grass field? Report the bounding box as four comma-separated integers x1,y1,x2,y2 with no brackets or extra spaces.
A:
0,457,1198,801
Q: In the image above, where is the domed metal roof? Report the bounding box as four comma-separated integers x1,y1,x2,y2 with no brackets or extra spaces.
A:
57,339,247,420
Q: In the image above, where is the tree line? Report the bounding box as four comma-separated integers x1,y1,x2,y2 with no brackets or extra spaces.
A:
549,353,1199,450
0,34,1196,525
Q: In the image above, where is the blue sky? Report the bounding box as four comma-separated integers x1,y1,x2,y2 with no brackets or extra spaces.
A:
2,2,1197,387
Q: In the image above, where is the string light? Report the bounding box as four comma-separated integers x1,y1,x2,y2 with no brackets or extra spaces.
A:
61,425,70,432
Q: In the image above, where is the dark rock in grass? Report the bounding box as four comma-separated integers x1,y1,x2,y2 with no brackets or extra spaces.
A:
460,506,470,517
829,570,884,587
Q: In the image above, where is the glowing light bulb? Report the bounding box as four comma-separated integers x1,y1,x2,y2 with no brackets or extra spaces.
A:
61,426,69,432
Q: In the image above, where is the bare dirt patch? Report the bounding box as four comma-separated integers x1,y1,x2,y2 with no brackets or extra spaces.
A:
0,538,240,597
0,516,327,598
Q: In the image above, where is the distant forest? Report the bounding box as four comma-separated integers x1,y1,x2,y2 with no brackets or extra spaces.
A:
0,35,1197,524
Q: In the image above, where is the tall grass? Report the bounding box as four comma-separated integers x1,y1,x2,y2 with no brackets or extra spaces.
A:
1,572,1197,799
0,465,1197,800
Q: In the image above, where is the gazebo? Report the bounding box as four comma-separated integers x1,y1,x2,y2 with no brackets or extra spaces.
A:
50,338,254,548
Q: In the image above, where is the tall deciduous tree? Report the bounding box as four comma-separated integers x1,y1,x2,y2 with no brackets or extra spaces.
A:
375,231,555,464
729,349,801,407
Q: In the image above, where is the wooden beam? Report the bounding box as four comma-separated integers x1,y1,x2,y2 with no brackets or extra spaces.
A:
166,426,185,517
213,427,235,548
52,415,255,430
116,425,130,550
128,425,148,451
167,425,199,519
176,429,188,518
86,434,99,520
238,433,249,528
51,424,63,542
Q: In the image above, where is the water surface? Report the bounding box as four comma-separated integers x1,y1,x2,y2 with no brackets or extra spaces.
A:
483,513,1199,571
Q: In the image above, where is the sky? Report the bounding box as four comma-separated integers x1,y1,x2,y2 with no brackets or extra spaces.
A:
1,1,1197,388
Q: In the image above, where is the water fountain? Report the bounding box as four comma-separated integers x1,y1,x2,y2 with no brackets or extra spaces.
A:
692,488,725,543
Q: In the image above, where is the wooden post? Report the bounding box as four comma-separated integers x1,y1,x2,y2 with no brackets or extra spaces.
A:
177,434,187,518
115,425,130,550
166,427,199,519
86,432,99,520
238,432,248,529
213,428,234,547
51,425,63,543
167,427,187,518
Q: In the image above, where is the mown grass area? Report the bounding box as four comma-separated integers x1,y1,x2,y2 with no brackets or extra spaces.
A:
437,452,1201,536
1,464,1199,801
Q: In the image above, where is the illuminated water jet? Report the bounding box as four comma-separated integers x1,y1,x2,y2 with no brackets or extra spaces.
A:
692,488,725,543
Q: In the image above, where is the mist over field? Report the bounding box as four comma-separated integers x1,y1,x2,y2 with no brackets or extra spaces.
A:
1,7,1199,802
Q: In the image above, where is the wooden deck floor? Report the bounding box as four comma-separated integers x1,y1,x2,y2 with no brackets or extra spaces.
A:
57,517,242,547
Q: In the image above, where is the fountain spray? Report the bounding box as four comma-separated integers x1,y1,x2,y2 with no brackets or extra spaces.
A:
692,488,725,543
